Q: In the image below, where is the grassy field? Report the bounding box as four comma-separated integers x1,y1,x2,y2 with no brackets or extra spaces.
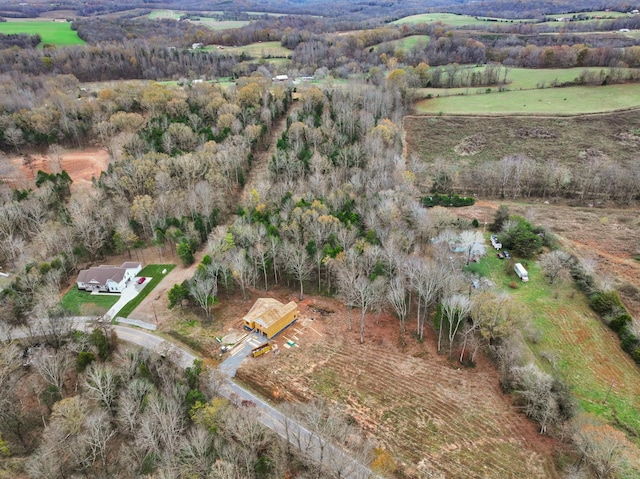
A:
146,10,248,29
195,19,251,30
60,287,119,316
544,11,630,20
467,243,640,444
147,10,185,19
415,66,637,99
0,20,84,46
372,34,430,51
115,264,175,318
392,13,531,27
414,83,640,115
405,109,640,169
204,41,291,58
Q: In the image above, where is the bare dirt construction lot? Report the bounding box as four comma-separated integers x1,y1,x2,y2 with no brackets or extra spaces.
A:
234,295,562,479
457,200,640,318
1,148,110,191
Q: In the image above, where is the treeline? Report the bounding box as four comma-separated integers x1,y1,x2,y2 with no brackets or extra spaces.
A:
0,33,40,49
0,43,250,83
430,152,640,204
72,17,197,46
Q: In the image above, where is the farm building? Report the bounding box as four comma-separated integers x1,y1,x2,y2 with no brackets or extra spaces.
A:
243,298,299,339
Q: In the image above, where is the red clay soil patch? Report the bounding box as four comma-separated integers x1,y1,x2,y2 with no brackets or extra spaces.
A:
2,148,110,192
236,295,562,479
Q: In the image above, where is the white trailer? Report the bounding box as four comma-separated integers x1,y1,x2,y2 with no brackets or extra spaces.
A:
514,263,529,282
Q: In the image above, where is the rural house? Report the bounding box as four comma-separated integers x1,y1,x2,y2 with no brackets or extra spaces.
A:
76,262,142,293
243,298,299,339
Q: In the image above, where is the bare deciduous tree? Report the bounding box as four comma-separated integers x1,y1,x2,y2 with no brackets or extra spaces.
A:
387,275,409,336
282,240,314,301
189,266,219,321
439,294,471,357
539,250,571,284
573,416,634,479
31,347,72,393
84,363,119,412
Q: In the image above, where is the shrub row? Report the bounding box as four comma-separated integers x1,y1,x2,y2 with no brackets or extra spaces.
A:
570,257,640,364
420,194,475,208
587,284,640,365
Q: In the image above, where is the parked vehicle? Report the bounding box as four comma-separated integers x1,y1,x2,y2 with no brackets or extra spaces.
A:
137,277,146,284
514,263,529,282
503,251,511,259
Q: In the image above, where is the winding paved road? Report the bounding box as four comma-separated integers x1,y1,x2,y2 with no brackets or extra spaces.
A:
2,320,380,479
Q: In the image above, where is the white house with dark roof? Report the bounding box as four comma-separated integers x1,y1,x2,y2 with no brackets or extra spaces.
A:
77,262,142,293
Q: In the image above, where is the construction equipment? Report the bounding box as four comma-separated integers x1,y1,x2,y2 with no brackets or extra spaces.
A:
251,343,272,358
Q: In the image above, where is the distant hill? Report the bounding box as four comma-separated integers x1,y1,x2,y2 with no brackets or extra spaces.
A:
2,0,636,21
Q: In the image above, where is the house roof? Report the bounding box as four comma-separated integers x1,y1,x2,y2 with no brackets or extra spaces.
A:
77,266,126,286
243,298,298,329
121,262,141,269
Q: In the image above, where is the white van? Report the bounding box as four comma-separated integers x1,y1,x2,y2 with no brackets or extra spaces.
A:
514,263,529,282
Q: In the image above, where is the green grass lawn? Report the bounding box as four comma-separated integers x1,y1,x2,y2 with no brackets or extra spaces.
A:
468,241,640,442
0,20,85,46
114,264,175,318
414,83,640,114
60,287,119,316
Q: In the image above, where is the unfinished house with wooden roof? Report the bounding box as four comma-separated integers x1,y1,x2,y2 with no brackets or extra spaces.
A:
243,298,299,339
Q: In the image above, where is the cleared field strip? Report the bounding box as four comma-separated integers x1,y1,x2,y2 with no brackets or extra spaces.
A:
475,251,640,442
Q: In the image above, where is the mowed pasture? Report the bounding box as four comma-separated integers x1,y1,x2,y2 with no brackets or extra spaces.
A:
0,20,84,45
404,109,640,170
414,83,640,114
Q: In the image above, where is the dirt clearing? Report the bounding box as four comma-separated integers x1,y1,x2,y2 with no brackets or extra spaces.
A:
1,148,110,191
235,296,562,478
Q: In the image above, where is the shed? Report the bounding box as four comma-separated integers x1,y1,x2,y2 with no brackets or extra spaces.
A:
243,298,299,339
